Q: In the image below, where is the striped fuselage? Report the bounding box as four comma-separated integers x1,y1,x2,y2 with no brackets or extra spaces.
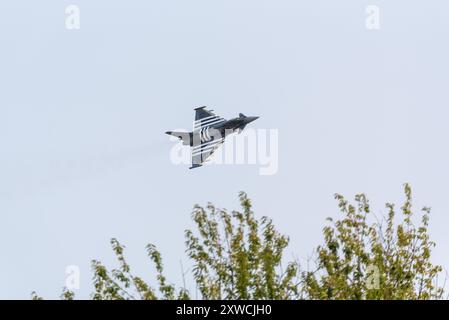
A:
191,115,244,147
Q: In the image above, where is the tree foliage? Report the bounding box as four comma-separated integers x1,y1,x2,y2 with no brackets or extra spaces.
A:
88,239,188,300
302,184,444,299
79,192,299,300
185,192,299,299
34,185,445,300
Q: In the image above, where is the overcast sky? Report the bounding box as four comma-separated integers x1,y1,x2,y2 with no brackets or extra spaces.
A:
1,1,449,299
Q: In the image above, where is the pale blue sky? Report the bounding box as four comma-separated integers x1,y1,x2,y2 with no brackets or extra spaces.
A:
1,1,449,298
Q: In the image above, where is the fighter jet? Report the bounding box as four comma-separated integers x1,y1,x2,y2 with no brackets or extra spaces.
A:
166,106,259,169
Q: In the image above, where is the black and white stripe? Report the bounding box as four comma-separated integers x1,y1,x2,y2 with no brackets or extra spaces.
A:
193,116,225,131
192,137,224,152
199,127,209,143
192,138,224,156
191,111,226,163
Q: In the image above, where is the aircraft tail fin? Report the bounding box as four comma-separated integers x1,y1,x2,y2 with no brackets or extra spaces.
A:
195,106,216,121
165,131,192,146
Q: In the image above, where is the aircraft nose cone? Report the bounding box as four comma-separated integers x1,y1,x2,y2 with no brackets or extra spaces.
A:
248,116,259,123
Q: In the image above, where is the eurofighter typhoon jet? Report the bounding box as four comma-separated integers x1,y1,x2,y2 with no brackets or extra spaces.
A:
166,107,259,169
